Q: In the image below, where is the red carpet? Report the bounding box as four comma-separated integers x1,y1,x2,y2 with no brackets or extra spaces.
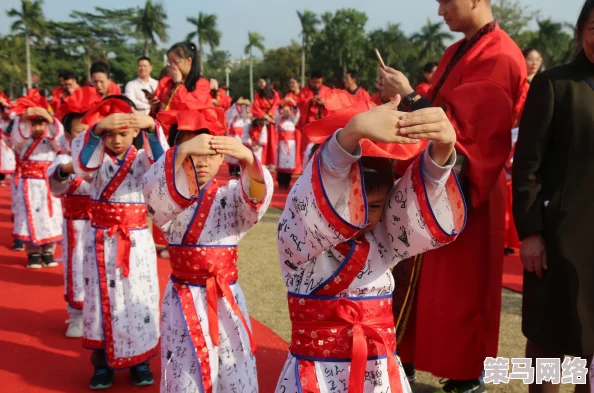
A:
0,182,288,393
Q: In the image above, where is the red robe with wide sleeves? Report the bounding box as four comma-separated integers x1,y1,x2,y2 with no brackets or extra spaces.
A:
252,90,280,165
398,24,528,379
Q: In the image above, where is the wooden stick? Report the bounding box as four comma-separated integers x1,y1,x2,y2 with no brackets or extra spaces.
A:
374,48,386,69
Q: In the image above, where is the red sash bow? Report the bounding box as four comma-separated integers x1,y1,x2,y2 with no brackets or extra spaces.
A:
289,294,402,393
20,160,54,217
168,246,256,354
91,202,147,278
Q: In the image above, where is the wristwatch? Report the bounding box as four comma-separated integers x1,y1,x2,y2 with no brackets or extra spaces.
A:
401,91,420,110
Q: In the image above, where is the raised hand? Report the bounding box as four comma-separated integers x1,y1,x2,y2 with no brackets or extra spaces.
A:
338,96,419,154
130,110,155,131
210,136,254,165
378,66,414,99
94,113,132,135
398,107,456,165
168,65,183,83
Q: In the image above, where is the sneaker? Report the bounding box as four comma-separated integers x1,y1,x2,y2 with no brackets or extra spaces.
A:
159,249,170,259
437,378,486,393
12,239,24,251
65,318,83,338
402,363,416,384
90,368,114,390
41,252,58,267
26,253,42,269
130,363,154,387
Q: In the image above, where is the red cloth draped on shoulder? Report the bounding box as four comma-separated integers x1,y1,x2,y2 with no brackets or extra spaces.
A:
304,89,426,160
61,87,101,117
252,90,281,165
396,23,528,380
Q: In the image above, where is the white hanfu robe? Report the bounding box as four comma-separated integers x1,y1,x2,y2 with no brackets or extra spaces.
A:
0,118,16,174
225,113,249,166
274,132,467,393
243,123,267,164
47,136,94,317
12,117,64,245
142,146,274,393
275,108,300,174
71,125,168,369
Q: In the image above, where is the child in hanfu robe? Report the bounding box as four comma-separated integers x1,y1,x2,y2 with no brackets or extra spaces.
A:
225,99,251,177
142,105,274,393
47,87,100,338
10,91,64,268
71,95,169,390
274,93,467,393
275,99,300,190
243,117,267,164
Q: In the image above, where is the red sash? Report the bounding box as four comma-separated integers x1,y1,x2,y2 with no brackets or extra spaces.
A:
277,129,295,155
290,238,404,393
91,147,146,278
21,160,54,217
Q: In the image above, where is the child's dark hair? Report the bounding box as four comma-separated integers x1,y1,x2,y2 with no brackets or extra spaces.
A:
62,112,84,134
169,124,210,146
251,118,265,128
104,94,137,110
310,70,323,79
361,157,395,194
168,42,202,93
423,62,438,74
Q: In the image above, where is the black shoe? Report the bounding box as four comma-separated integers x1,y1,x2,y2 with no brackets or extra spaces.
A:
130,363,154,387
90,368,114,390
437,378,486,393
504,247,515,255
12,239,24,251
26,253,42,269
41,252,58,267
402,363,416,384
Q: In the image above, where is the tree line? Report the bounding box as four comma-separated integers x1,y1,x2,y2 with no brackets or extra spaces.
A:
0,0,577,100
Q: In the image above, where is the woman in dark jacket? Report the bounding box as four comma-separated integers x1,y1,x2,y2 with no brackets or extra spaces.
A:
512,1,593,391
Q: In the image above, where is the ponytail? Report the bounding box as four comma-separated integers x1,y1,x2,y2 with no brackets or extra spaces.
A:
168,42,202,93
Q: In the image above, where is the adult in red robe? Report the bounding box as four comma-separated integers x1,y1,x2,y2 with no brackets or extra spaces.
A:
379,0,528,390
297,70,330,159
150,42,212,139
252,77,280,166
90,61,118,99
343,69,371,101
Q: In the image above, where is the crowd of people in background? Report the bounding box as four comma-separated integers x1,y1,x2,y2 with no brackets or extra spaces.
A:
0,0,592,393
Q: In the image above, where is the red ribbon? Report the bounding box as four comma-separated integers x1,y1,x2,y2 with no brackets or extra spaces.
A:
334,299,402,393
278,131,295,155
107,225,132,278
20,160,54,217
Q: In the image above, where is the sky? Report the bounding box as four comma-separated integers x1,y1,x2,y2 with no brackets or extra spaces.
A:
0,0,585,59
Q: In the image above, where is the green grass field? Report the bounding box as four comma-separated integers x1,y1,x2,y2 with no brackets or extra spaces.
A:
237,208,574,393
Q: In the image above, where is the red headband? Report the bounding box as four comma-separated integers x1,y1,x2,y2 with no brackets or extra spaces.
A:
12,89,50,116
81,98,132,128
304,89,427,159
62,87,102,117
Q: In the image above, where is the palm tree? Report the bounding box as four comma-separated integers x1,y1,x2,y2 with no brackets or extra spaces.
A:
6,0,45,89
297,10,320,87
411,19,453,63
133,0,169,57
186,12,221,75
244,32,265,102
